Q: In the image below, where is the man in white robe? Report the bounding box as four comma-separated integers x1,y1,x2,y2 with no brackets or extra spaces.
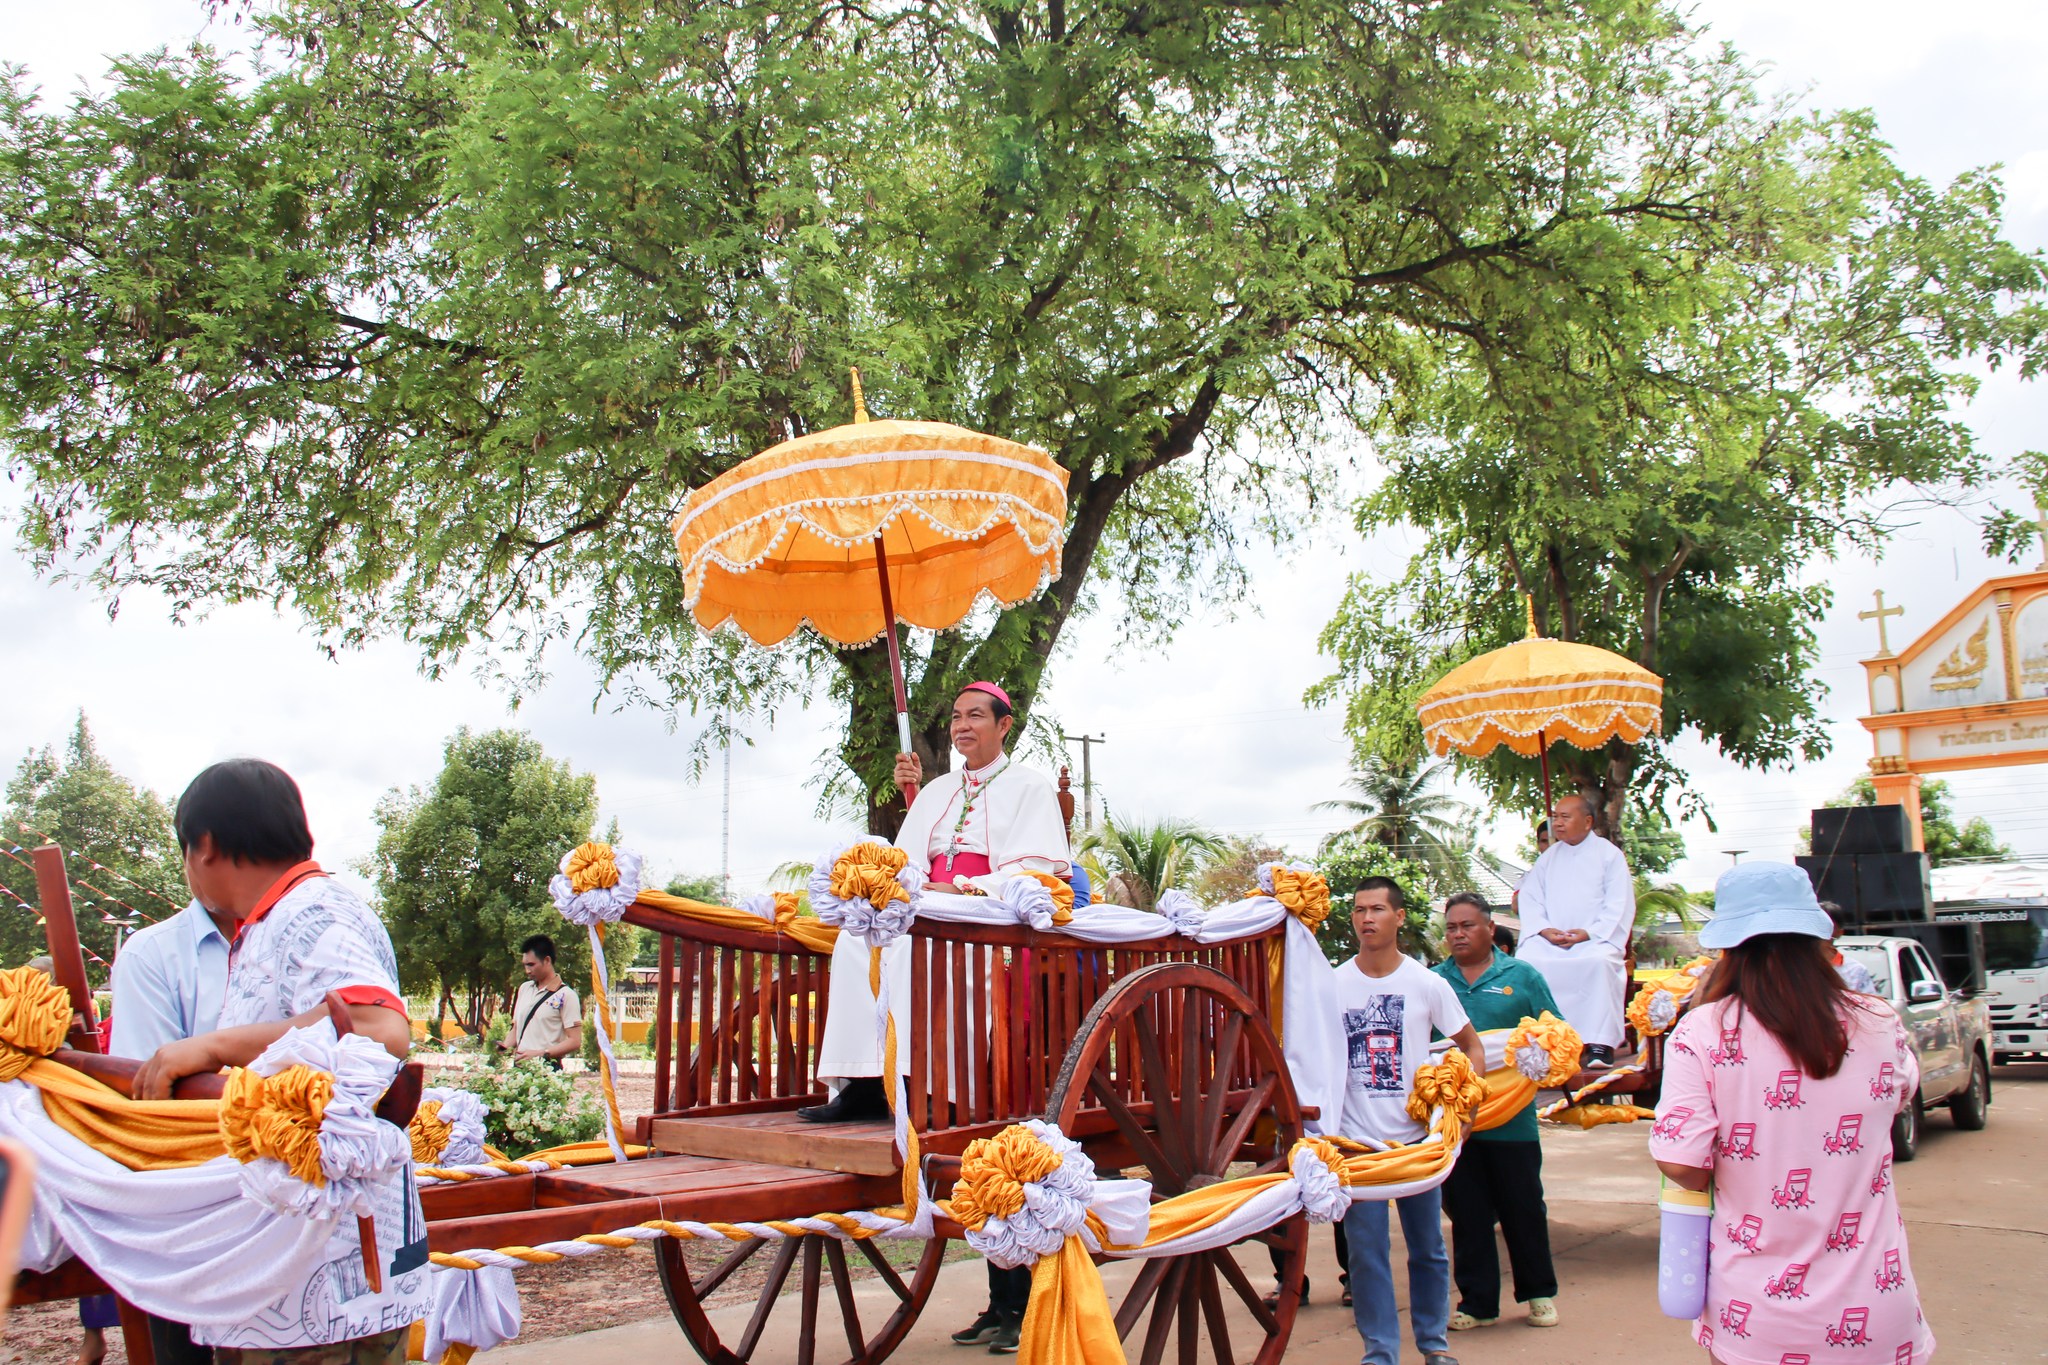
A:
1513,795,1635,1067
803,680,1071,1122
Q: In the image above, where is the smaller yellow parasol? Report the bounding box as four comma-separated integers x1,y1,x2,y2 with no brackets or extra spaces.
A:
673,372,1069,803
1415,598,1663,815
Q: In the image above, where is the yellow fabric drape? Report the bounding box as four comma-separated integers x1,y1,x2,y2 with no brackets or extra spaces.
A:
1020,1235,1125,1365
1547,1102,1656,1129
633,889,840,954
26,1059,225,1168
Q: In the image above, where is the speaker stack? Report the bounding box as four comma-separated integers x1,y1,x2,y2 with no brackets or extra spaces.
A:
1794,803,1931,924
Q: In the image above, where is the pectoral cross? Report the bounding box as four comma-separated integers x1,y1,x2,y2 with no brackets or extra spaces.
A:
1859,589,1904,658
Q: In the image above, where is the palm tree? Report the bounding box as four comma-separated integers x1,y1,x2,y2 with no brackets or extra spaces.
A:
1315,755,1473,885
1078,816,1229,912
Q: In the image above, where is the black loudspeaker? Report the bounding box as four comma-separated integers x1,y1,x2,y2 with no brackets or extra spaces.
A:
1857,852,1932,919
1794,855,1859,916
1873,920,1986,996
1810,805,1911,856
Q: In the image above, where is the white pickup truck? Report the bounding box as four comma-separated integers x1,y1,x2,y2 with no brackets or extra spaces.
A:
1838,934,1993,1160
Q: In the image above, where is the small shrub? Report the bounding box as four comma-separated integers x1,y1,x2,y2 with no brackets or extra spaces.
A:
453,1058,604,1156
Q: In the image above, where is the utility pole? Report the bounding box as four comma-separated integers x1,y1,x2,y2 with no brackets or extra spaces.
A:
1060,732,1107,829
720,723,733,905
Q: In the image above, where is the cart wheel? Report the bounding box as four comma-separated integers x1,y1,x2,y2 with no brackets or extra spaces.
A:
656,1229,947,1365
1044,961,1306,1365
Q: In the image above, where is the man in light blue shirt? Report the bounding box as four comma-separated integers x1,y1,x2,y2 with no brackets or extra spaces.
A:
109,898,233,1060
98,898,234,1364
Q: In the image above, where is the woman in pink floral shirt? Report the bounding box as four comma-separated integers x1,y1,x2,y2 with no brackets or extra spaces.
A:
1650,862,1934,1365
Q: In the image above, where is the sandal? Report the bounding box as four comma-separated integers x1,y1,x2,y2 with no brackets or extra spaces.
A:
1448,1310,1497,1331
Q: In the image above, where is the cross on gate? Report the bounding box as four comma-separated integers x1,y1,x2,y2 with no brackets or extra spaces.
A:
1859,589,1904,657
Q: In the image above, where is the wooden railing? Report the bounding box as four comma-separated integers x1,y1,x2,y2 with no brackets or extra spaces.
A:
901,921,1280,1140
623,901,835,1120
624,899,1283,1136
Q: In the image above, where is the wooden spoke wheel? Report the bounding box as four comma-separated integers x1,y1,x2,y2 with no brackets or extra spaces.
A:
656,1229,947,1365
1045,961,1307,1365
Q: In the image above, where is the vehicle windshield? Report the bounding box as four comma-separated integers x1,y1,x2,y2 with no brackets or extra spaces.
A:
1840,945,1893,996
1981,909,2048,973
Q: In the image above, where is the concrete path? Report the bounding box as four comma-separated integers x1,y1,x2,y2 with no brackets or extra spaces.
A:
493,1062,2048,1363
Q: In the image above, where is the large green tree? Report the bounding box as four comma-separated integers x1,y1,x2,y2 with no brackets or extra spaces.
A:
1310,108,2047,835
368,727,605,1032
4,1,2039,836
1,716,187,981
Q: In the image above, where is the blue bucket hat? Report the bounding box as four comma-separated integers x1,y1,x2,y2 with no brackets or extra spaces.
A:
1699,861,1834,949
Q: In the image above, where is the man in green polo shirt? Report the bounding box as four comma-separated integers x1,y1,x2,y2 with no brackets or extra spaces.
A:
1432,892,1563,1333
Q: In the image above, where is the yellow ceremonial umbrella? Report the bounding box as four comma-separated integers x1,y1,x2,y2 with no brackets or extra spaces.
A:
1415,599,1663,817
672,372,1069,803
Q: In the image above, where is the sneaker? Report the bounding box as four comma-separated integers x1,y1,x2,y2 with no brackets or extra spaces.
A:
951,1308,1003,1346
1259,1276,1309,1310
1580,1044,1614,1071
1448,1310,1498,1331
1527,1297,1560,1328
987,1316,1023,1354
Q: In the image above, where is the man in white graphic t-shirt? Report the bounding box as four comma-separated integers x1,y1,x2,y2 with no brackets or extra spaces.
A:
133,759,429,1361
1335,877,1483,1365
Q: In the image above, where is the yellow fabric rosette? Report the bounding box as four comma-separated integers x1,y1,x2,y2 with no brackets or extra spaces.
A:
0,965,72,1082
410,1098,453,1165
562,842,621,895
1268,866,1330,931
949,1126,1065,1230
831,840,913,913
221,1064,335,1186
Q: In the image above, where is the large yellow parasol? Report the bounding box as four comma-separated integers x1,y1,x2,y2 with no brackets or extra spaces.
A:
1415,599,1663,815
673,373,1069,802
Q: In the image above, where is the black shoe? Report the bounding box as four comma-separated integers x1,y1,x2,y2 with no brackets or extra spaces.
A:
987,1316,1022,1354
1580,1044,1614,1071
798,1078,889,1123
952,1308,1004,1346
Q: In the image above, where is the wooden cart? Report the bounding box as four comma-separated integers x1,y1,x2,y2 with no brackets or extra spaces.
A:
427,901,1312,1365
13,842,1309,1365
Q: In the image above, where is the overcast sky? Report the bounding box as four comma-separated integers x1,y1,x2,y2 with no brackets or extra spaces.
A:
4,0,2045,917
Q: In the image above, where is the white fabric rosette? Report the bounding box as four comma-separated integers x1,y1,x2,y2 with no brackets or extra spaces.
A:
740,892,782,924
1155,889,1207,938
425,1264,522,1360
1289,1140,1352,1225
1513,1040,1558,1083
996,874,1062,931
234,1020,409,1221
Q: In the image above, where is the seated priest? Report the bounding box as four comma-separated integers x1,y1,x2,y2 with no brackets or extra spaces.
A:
802,679,1072,1125
1512,794,1636,1069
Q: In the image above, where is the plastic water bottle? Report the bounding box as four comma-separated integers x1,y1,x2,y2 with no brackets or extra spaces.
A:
1658,1175,1713,1320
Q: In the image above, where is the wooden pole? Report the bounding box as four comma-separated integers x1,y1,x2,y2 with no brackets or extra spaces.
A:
872,534,919,808
30,846,99,1051
1537,728,1555,825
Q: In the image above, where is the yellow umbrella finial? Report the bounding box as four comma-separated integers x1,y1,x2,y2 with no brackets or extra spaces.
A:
1524,594,1540,640
850,367,868,424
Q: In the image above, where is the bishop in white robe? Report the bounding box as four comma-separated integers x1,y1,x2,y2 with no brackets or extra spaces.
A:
1514,799,1635,1058
808,682,1070,1117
